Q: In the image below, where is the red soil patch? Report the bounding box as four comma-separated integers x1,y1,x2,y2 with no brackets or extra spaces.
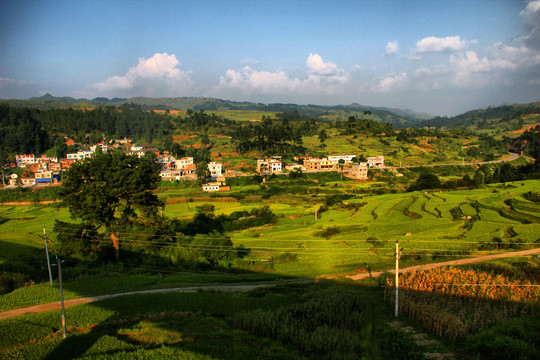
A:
165,197,237,204
412,145,434,153
511,122,539,134
152,110,185,116
173,135,190,141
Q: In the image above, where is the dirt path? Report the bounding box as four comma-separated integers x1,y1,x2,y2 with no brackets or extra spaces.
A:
345,247,540,281
0,283,279,320
1,248,538,320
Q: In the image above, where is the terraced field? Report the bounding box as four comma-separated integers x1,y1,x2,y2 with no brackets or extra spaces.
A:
229,180,540,276
1,180,539,279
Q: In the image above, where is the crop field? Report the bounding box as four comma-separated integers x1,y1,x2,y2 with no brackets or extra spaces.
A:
385,257,540,341
210,109,277,122
2,180,539,281
226,180,540,277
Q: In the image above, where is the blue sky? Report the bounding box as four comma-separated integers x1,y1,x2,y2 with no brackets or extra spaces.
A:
1,0,539,116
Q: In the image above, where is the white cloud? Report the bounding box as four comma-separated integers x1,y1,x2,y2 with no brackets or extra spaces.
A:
370,72,408,92
306,53,350,84
241,58,260,65
0,77,39,98
415,36,469,54
208,53,350,100
0,77,29,89
80,53,194,98
385,40,399,56
520,0,540,49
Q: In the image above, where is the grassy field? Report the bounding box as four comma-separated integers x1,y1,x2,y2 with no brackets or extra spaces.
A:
1,180,539,282
227,180,540,276
0,280,445,360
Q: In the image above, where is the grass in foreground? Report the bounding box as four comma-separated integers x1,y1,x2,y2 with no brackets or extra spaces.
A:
0,280,436,360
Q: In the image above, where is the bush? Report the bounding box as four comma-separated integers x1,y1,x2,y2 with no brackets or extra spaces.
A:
465,314,540,360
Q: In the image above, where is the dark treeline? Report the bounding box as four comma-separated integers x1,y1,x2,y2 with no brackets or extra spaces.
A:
231,116,308,154
176,108,236,129
0,103,175,154
338,115,394,136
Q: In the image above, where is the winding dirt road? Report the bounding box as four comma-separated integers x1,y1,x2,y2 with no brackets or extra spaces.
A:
1,247,538,320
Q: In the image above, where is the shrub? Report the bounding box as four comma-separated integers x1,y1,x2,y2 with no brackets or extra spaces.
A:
465,314,540,360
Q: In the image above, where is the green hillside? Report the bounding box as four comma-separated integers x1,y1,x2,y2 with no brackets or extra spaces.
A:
4,95,430,128
424,102,540,136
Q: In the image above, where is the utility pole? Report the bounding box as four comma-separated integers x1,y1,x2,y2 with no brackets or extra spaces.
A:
43,227,53,286
394,239,402,318
56,256,67,338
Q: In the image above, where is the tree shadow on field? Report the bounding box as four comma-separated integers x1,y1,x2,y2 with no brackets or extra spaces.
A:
0,240,49,294
4,240,538,359
13,246,299,360
38,276,395,360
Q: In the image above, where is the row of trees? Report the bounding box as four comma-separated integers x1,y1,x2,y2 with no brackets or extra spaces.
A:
0,103,175,155
408,160,540,192
231,116,306,154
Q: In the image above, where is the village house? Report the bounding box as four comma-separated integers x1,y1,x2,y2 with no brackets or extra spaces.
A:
47,162,62,172
34,170,59,184
90,144,109,153
159,169,182,181
257,158,282,174
158,155,176,170
303,158,337,171
15,154,35,167
35,155,58,164
208,161,222,178
126,149,145,158
60,159,77,170
328,154,356,163
285,163,303,171
367,156,384,168
350,164,369,180
67,150,94,161
115,138,131,145
9,174,35,186
202,182,230,192
293,155,314,162
174,157,194,170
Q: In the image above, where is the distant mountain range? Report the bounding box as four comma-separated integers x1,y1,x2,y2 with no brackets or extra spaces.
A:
17,94,431,128
5,94,538,131
425,102,540,130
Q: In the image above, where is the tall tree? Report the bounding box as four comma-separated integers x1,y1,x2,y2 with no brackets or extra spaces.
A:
59,152,163,259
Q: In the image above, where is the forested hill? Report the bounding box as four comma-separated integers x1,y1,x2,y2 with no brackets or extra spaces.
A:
423,102,540,131
7,94,430,128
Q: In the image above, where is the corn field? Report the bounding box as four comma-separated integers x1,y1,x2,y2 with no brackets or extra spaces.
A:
385,267,540,340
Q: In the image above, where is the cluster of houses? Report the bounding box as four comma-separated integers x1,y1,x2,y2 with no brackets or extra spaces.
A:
257,155,385,180
7,138,384,192
8,138,162,187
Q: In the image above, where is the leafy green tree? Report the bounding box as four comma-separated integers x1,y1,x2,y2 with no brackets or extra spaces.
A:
338,159,345,180
196,161,211,184
408,173,441,192
318,129,328,147
170,142,185,157
59,152,163,259
474,169,486,188
201,132,210,147
288,168,304,179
